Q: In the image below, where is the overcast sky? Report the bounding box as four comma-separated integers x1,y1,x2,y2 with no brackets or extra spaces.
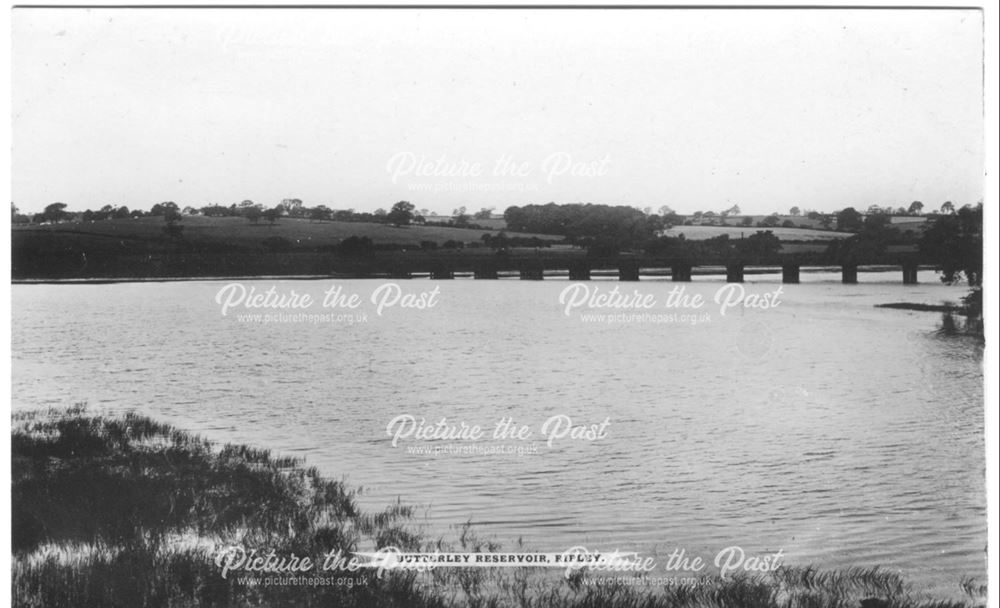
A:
12,8,984,215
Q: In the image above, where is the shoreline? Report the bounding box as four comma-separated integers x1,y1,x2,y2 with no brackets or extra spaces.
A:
11,407,986,608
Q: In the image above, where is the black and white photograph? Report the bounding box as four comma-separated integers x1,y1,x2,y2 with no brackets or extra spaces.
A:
6,4,996,608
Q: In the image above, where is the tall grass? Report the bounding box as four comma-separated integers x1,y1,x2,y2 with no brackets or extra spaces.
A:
11,407,985,608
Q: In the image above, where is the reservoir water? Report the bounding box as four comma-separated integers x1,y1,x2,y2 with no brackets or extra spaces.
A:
11,270,985,598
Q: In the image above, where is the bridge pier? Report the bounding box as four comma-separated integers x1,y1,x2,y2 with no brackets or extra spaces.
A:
568,261,591,281
841,264,858,284
473,262,498,280
618,261,640,282
725,264,744,283
782,264,800,284
902,263,918,284
671,264,692,282
430,265,454,280
519,261,544,280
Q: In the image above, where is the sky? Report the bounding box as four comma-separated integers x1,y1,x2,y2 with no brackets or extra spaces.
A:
11,8,985,216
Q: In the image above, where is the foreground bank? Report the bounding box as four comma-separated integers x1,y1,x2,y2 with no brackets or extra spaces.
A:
11,407,986,608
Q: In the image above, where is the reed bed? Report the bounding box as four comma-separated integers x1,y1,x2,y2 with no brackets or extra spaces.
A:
11,406,985,608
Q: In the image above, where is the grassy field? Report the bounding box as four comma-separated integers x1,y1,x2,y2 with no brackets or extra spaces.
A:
12,407,985,608
12,216,560,252
660,225,852,242
12,217,848,255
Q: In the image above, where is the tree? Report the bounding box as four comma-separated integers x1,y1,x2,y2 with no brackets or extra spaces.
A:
658,205,675,216
163,207,182,224
263,207,281,225
940,201,955,214
482,230,509,251
11,203,31,225
827,212,904,266
150,201,179,217
281,198,304,217
309,206,332,222
452,206,470,228
474,207,495,220
735,231,782,263
789,206,801,216
919,204,982,287
758,214,780,228
741,216,754,226
387,201,415,226
835,207,864,232
41,202,72,223
244,206,262,224
660,210,682,228
504,202,661,252
162,205,184,238
919,203,982,325
908,201,924,215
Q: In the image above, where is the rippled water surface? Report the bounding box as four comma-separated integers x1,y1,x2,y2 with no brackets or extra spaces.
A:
11,271,985,596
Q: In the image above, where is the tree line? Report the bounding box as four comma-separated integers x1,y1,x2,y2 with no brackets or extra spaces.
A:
10,200,500,230
14,198,968,232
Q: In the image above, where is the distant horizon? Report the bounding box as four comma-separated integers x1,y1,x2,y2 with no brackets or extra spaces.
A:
11,197,978,218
